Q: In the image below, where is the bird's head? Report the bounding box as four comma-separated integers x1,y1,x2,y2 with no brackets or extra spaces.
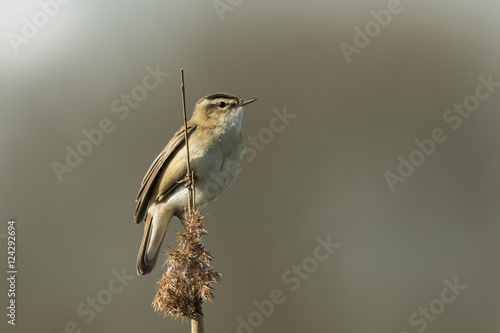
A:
192,92,257,131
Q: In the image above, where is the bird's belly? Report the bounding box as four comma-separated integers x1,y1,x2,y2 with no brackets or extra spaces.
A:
161,150,243,213
194,152,242,204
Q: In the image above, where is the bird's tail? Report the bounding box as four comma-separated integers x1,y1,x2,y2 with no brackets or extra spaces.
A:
137,210,171,275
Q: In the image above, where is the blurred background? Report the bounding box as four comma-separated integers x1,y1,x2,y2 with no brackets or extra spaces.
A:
1,0,500,332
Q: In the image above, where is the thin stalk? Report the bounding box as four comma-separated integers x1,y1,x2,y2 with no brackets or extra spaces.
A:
180,69,194,213
191,314,204,333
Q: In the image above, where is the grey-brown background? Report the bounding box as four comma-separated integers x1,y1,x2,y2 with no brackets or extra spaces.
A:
1,0,499,332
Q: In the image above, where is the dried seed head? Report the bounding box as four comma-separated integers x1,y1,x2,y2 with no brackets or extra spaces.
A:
153,211,221,320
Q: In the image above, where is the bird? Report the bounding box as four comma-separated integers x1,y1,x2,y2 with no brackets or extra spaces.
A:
135,92,257,275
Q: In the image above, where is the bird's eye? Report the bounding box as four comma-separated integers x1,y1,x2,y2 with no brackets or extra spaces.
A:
218,102,226,108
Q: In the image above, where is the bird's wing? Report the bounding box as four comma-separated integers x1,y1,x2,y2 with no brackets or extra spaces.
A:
134,123,196,224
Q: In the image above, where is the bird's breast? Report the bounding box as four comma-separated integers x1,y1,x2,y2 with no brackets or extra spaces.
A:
190,137,245,205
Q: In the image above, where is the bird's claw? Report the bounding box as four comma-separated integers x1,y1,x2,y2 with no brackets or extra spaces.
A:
177,175,192,187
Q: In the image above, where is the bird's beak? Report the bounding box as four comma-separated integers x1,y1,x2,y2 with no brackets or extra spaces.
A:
237,98,257,107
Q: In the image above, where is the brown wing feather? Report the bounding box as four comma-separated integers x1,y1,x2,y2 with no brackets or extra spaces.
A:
134,123,196,224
